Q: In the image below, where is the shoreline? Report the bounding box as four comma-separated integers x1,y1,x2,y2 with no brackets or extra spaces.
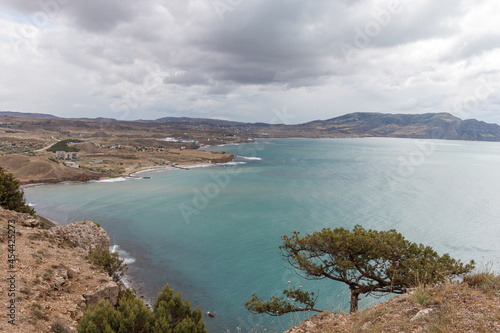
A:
20,160,225,188
13,139,245,187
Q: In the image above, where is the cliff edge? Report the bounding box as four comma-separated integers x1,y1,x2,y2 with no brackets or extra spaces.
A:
0,208,120,332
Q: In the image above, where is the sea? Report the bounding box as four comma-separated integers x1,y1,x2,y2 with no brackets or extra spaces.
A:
24,138,500,332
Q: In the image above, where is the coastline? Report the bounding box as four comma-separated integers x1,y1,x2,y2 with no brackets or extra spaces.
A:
20,159,230,188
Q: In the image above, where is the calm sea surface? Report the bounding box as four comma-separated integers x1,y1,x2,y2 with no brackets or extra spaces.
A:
24,138,500,332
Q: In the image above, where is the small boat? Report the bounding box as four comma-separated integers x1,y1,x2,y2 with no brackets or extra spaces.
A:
206,312,215,318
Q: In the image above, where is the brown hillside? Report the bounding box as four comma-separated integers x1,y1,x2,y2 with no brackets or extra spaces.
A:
0,155,102,184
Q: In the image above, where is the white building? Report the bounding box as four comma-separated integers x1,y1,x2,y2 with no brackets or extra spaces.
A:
55,151,79,160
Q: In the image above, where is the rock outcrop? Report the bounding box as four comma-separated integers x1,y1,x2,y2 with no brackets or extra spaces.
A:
83,281,120,308
49,220,110,251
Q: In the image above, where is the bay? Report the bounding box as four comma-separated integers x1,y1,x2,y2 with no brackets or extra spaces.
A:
24,138,500,332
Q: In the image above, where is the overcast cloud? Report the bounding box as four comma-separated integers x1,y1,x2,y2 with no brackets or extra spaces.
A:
1,0,500,124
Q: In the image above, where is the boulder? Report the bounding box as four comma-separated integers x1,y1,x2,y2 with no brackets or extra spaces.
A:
410,308,436,322
52,267,71,291
23,218,40,228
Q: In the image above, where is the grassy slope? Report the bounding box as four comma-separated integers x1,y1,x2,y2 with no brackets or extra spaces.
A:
284,272,500,333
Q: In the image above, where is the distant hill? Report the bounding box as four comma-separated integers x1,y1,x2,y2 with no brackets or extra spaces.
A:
4,111,500,141
291,112,500,141
155,116,249,127
154,112,500,141
0,111,59,118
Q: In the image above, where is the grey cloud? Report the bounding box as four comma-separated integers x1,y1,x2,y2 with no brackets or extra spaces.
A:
336,0,467,50
451,34,500,59
67,0,136,33
160,0,192,21
163,71,210,86
159,0,470,90
206,83,234,95
0,0,42,13
0,0,136,33
164,1,346,87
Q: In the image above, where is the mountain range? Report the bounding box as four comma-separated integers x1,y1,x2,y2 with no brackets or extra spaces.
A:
3,111,500,141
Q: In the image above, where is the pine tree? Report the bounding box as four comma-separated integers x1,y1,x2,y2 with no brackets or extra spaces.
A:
0,167,35,215
246,225,475,314
78,285,207,333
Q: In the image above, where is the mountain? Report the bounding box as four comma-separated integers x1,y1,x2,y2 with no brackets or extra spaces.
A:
153,112,500,141
3,110,500,141
291,112,500,141
0,111,59,118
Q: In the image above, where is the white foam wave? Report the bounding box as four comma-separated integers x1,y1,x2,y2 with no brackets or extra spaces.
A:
94,177,128,183
237,156,262,161
110,244,136,264
184,164,213,169
217,161,247,166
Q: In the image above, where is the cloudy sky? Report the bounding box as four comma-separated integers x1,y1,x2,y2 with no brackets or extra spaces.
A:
1,0,500,124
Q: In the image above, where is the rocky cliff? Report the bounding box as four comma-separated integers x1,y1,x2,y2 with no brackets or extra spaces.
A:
0,208,120,333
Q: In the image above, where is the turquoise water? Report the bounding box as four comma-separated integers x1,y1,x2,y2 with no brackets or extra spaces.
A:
24,138,500,332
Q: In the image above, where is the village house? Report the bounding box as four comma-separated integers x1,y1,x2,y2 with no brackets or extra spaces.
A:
55,151,79,160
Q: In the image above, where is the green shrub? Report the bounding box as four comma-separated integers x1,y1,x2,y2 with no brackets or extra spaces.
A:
77,299,118,333
46,139,82,152
87,248,128,283
78,284,207,333
152,284,206,333
0,167,35,215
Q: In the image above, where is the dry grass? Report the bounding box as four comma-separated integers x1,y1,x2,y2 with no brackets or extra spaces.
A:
412,285,430,306
464,271,500,296
285,270,500,333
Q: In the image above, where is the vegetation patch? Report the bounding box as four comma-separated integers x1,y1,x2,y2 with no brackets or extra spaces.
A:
51,320,70,333
78,285,207,333
30,302,49,321
464,271,500,296
412,285,431,306
47,139,82,152
87,247,127,283
0,167,35,215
